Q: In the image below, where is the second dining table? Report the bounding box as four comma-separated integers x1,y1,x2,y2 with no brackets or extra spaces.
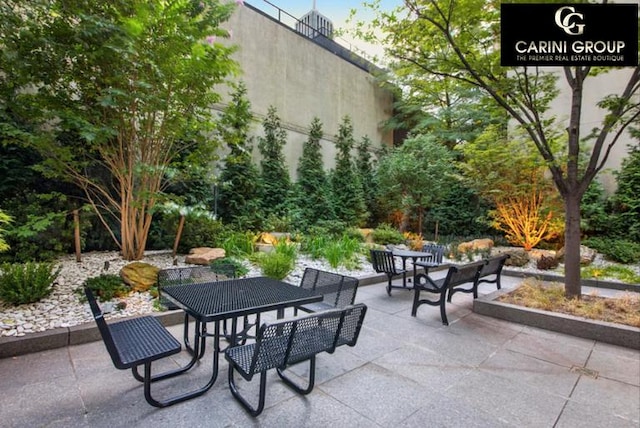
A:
391,248,434,288
161,276,323,389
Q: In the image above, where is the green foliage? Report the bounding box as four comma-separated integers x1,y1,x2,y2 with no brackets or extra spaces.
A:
580,179,612,237
0,210,11,253
427,179,493,237
583,237,640,264
210,257,249,278
1,0,238,260
176,214,227,254
375,134,455,233
258,106,292,218
610,144,640,242
581,265,640,284
356,136,376,226
2,192,75,262
258,241,297,280
300,235,329,260
221,231,256,258
331,116,368,226
0,262,59,305
216,83,263,230
263,213,293,233
371,224,405,245
82,274,129,302
323,235,362,269
300,233,363,269
293,117,335,230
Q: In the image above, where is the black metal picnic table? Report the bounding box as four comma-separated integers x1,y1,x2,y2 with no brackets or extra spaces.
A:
162,276,323,388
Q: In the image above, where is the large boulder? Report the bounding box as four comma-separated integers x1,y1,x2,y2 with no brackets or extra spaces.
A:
457,238,494,254
185,247,226,265
556,245,597,266
493,247,530,267
120,262,160,293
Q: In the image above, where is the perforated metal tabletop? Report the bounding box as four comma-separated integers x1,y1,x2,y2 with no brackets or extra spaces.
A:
162,276,322,322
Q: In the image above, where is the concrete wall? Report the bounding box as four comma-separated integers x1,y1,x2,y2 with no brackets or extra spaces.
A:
548,67,638,193
216,4,394,179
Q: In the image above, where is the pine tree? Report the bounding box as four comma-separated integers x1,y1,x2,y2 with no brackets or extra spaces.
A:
331,116,368,226
258,106,291,219
356,135,376,227
216,82,262,229
294,117,334,229
611,143,640,242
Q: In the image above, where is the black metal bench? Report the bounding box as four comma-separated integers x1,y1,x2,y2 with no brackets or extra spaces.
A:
295,268,359,314
477,254,510,290
411,261,485,325
447,254,511,302
370,249,408,296
85,287,215,407
225,303,368,416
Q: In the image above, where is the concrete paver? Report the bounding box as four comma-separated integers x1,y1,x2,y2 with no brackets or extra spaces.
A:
0,275,638,428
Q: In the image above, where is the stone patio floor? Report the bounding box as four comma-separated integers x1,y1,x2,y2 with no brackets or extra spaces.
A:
1,274,638,427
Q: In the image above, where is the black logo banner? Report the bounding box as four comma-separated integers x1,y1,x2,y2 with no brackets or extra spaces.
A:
501,3,638,66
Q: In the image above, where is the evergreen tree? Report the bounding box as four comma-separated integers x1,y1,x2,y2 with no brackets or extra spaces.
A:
356,135,376,227
258,106,291,219
611,143,640,242
331,116,367,226
293,117,334,229
216,82,262,230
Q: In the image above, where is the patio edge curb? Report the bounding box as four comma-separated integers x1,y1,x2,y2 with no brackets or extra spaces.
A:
473,287,640,350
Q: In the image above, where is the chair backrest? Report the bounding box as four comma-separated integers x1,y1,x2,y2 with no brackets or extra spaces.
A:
370,249,399,274
480,254,509,277
84,287,122,368
249,319,297,375
446,261,485,288
157,266,222,287
335,303,368,347
285,308,345,365
422,243,446,264
209,261,238,279
300,268,359,308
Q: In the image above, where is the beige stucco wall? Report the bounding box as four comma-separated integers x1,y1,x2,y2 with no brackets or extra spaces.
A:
548,67,638,193
215,4,394,179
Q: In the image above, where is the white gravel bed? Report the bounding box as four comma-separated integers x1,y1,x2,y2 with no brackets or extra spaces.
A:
0,250,378,338
1,249,637,338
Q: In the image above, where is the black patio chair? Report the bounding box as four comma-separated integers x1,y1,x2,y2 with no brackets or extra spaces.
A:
85,287,214,407
295,268,359,315
370,249,407,296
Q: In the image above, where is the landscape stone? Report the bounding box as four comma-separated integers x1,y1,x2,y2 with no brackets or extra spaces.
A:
120,261,160,292
185,247,226,265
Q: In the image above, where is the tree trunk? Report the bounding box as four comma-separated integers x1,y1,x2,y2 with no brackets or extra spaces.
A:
563,193,582,298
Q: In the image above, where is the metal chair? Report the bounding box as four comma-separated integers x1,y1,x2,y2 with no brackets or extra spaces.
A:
370,249,407,296
295,267,359,314
85,287,215,407
421,243,446,266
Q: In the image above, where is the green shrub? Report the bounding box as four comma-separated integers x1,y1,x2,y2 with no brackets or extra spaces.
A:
0,262,60,305
300,234,328,260
222,231,256,257
256,240,297,279
371,223,404,245
210,257,249,278
259,252,295,280
82,274,130,302
583,237,640,264
324,235,362,269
